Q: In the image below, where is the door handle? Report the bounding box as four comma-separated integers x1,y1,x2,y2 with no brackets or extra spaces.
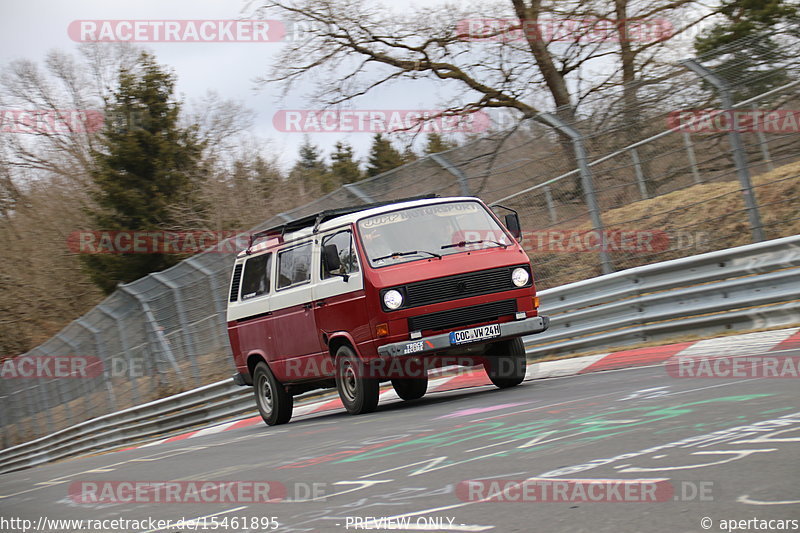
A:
315,300,327,307
303,303,313,309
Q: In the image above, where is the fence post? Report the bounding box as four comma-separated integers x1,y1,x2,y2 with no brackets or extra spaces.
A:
755,131,774,172
36,344,72,431
544,185,557,224
0,379,8,448
430,153,471,196
343,183,375,204
151,273,201,387
185,256,234,361
55,332,100,420
97,304,141,406
630,148,649,200
27,348,55,434
76,318,117,412
682,132,702,184
681,59,765,243
537,112,614,275
118,284,184,389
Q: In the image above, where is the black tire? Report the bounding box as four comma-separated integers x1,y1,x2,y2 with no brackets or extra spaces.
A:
484,337,527,388
335,345,379,415
392,375,428,401
253,361,293,425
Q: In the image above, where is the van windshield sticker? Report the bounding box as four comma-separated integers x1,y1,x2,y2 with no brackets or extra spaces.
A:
360,202,479,228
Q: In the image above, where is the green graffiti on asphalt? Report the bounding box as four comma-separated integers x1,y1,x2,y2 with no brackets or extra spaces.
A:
336,394,772,464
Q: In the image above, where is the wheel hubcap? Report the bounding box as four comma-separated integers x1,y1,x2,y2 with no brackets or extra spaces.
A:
341,361,358,402
258,374,273,413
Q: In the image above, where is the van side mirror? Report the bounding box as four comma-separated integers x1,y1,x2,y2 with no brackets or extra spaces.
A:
322,244,342,273
323,243,349,281
504,213,522,240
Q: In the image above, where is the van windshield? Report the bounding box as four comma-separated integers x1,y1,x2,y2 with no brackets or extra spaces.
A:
357,201,510,267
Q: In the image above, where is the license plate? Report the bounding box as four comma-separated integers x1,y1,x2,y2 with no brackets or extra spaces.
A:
449,324,501,345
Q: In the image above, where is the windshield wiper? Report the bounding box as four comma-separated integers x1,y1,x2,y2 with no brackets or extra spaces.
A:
372,249,442,262
441,239,508,250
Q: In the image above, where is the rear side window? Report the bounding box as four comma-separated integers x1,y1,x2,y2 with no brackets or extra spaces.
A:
277,243,312,289
241,254,271,300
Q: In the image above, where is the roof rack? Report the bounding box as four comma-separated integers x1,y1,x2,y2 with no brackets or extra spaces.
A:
245,194,439,254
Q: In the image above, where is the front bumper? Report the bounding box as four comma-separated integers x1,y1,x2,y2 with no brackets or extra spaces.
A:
377,315,549,357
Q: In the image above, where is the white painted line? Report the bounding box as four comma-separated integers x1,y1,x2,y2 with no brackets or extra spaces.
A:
139,438,170,448
189,420,240,438
738,495,800,505
675,328,798,358
293,400,331,417
427,375,458,392
525,353,608,379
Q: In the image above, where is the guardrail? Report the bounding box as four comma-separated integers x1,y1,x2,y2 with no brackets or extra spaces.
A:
1,235,798,474
530,234,800,355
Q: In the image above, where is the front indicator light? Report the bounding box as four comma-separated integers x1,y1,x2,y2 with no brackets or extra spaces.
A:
376,323,389,337
512,267,530,287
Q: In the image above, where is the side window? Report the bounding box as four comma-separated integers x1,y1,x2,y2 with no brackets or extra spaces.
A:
321,230,360,279
240,254,271,300
277,243,312,289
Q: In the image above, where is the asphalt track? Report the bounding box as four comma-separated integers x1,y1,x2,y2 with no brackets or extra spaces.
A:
1,347,799,533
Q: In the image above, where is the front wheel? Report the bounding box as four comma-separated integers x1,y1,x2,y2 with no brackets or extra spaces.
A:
253,361,293,425
484,337,527,388
392,375,428,401
335,345,379,415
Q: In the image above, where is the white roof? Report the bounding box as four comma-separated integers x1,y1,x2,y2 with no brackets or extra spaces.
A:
238,196,480,258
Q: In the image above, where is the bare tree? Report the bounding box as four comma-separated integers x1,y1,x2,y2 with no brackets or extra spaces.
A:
253,0,713,198
257,0,711,124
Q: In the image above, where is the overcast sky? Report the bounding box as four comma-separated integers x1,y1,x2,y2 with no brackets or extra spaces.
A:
1,0,462,170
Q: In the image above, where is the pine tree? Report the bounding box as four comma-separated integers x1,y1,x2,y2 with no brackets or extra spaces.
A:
365,134,405,177
330,141,362,184
400,144,418,164
423,132,456,155
82,52,205,294
289,137,332,193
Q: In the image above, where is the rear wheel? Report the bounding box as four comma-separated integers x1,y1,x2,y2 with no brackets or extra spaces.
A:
484,337,527,388
335,345,379,415
253,361,293,425
392,375,428,401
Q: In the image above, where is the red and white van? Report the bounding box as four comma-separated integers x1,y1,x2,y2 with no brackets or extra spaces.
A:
226,196,549,425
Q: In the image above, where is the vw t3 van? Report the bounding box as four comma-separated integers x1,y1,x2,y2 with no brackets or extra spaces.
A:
226,196,549,425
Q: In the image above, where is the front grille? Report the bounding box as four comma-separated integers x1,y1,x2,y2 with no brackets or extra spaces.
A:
408,299,517,332
403,266,528,309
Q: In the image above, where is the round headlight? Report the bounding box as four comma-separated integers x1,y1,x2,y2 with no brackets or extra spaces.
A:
383,289,404,310
512,267,530,287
